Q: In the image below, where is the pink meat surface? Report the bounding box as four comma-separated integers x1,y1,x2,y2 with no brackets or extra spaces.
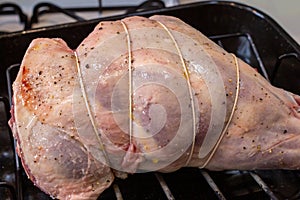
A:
9,15,300,199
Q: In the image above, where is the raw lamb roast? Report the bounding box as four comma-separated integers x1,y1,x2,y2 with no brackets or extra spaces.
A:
9,15,300,199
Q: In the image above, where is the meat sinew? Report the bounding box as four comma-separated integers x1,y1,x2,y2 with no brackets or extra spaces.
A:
9,15,300,199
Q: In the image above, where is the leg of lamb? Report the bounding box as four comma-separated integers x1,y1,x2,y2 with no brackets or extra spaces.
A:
9,15,300,199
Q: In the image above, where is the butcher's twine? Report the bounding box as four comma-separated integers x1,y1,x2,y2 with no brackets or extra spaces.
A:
74,50,113,171
120,20,134,145
156,20,197,166
74,19,240,171
200,53,240,168
157,21,240,168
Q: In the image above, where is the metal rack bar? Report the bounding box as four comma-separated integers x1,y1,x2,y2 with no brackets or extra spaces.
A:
125,0,165,14
155,173,175,200
0,182,16,199
4,66,23,200
200,170,226,200
113,184,124,200
0,3,28,30
249,172,278,200
0,96,10,122
270,53,299,84
210,33,269,81
244,33,269,81
29,2,86,28
0,97,18,200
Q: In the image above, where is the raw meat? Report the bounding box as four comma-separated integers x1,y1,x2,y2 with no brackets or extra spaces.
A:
9,15,300,199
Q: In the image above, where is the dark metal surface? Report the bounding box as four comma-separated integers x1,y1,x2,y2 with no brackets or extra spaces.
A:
29,2,86,28
0,1,300,200
0,3,29,31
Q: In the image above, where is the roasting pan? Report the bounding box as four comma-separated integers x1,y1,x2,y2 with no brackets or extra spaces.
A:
1,1,300,199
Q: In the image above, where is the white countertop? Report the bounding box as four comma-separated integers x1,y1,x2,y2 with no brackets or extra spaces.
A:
180,0,300,45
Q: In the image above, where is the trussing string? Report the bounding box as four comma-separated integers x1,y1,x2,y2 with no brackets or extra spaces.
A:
74,51,112,169
156,20,197,166
120,20,133,145
200,53,240,168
